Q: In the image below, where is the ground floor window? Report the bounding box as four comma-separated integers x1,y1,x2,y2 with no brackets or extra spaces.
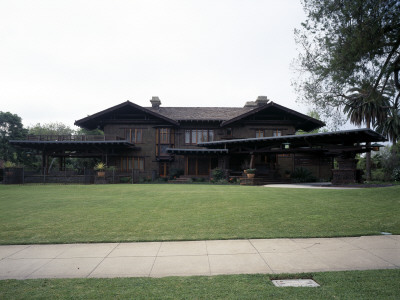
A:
120,157,144,171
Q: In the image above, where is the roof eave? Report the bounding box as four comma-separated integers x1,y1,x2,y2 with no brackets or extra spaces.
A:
74,101,179,129
198,128,387,147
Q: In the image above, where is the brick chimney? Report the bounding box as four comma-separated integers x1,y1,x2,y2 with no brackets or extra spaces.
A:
150,96,161,109
244,96,269,108
255,96,269,106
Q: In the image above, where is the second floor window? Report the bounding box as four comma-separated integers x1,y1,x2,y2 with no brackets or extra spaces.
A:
156,128,174,157
185,129,214,144
255,130,264,138
226,128,232,136
273,130,282,137
160,128,170,144
125,129,143,143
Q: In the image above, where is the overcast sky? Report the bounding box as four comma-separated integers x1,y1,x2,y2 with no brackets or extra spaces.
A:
1,0,309,129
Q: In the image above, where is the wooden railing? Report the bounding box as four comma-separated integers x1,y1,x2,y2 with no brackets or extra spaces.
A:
26,135,126,141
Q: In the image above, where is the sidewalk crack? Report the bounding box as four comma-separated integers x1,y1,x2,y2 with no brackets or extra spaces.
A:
205,241,212,276
86,242,120,278
148,242,162,277
248,239,274,273
1,244,31,261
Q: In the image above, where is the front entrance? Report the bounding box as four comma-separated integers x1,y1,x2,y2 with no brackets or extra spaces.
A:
255,154,277,175
186,156,218,176
159,162,169,177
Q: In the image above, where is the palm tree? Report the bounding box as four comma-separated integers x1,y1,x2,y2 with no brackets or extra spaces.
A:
343,83,388,180
376,106,400,152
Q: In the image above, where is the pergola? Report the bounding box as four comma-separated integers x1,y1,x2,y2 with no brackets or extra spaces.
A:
10,135,137,173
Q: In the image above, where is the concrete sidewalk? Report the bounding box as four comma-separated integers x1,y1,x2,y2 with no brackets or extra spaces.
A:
0,235,399,280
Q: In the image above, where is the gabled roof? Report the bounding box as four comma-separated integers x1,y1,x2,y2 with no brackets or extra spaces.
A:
146,107,252,121
74,100,324,132
220,102,325,131
74,101,179,129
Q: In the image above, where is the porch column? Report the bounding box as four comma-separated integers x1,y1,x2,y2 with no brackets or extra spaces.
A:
42,151,48,175
249,152,255,169
58,157,63,171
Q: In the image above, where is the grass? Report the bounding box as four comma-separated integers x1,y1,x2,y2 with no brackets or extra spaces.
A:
0,269,399,299
0,184,399,244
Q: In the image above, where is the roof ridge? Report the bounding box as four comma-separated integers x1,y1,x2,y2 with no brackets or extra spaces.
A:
146,106,246,109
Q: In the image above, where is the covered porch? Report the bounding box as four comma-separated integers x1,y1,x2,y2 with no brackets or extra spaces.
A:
196,128,386,185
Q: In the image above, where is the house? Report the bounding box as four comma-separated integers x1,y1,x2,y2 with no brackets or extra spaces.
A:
10,96,386,184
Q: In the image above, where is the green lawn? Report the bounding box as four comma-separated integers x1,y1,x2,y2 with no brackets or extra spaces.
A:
0,184,399,244
1,270,399,299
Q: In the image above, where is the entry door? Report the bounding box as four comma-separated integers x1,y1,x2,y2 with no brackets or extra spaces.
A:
265,154,277,169
159,162,169,177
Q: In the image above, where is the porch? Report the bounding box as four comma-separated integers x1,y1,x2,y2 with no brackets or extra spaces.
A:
9,134,137,175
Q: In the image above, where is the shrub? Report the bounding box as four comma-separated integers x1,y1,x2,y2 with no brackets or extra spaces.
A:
371,147,400,181
228,177,239,184
156,177,168,183
217,179,229,184
138,177,148,183
119,176,131,183
371,169,385,181
169,168,184,180
392,168,400,182
291,167,317,183
245,168,256,174
211,168,225,181
4,161,17,168
94,162,106,171
192,177,206,182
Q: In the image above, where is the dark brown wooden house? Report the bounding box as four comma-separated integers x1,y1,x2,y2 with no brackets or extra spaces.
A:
11,96,386,184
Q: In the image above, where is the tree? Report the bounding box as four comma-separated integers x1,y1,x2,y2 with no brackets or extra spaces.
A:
296,109,328,134
28,122,75,135
343,81,389,180
0,112,28,163
376,106,400,150
75,127,104,136
293,0,400,130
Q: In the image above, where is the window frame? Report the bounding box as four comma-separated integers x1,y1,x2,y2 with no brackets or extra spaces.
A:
184,129,215,145
125,128,143,143
272,129,282,137
120,156,145,171
255,129,265,138
159,128,170,144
